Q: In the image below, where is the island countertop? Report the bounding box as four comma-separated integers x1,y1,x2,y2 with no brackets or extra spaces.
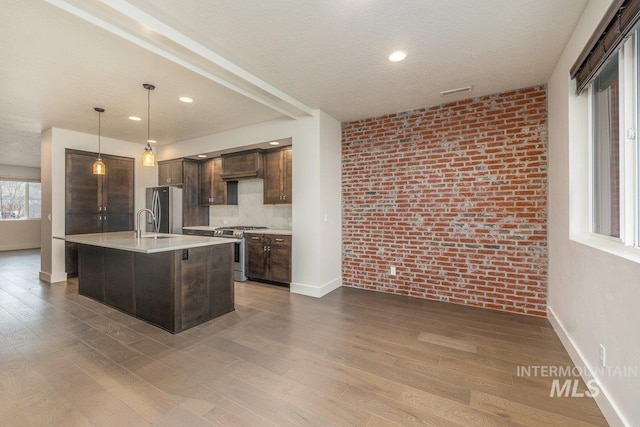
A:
65,231,238,254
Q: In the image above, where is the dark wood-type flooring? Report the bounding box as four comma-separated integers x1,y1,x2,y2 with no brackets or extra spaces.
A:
0,250,608,426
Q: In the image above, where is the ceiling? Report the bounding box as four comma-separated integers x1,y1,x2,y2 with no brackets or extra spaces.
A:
0,0,588,168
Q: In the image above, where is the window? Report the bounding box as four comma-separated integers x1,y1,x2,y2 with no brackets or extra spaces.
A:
588,30,639,248
592,55,621,238
0,180,41,220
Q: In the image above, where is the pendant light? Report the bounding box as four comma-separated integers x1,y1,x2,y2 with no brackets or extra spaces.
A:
92,107,106,175
141,83,156,167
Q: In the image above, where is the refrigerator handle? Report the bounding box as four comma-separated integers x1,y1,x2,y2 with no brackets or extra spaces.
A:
154,190,161,233
151,190,156,231
150,190,156,226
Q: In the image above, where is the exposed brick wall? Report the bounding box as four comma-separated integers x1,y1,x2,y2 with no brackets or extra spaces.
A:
342,85,548,317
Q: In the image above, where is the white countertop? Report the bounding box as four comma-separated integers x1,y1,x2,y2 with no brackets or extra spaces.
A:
64,231,237,254
244,229,292,236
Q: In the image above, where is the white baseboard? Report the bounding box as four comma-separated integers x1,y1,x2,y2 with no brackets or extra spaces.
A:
547,306,627,426
290,276,341,298
39,270,67,283
0,242,40,252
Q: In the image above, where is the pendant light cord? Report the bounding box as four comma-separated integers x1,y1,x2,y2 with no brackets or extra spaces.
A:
147,87,150,145
98,110,101,158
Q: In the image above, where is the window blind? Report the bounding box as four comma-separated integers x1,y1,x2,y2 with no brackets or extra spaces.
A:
570,0,640,94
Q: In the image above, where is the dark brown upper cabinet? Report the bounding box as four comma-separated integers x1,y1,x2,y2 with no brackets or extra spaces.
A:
199,157,238,206
158,159,185,185
220,149,263,180
263,147,292,204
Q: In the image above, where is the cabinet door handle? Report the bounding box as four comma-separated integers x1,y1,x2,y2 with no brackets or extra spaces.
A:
283,195,286,201
103,215,107,221
251,237,260,241
274,238,284,242
98,206,102,212
263,246,267,251
98,215,102,221
267,246,271,251
103,206,106,212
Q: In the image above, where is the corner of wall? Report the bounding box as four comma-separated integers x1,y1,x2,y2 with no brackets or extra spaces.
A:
38,270,67,284
290,276,342,298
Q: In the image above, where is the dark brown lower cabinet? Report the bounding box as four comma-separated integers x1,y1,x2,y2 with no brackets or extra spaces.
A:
135,252,174,330
104,248,135,315
77,243,234,333
77,244,105,302
77,245,136,316
269,237,292,283
246,234,291,284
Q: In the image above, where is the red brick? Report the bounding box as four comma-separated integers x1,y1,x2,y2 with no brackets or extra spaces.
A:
342,85,548,317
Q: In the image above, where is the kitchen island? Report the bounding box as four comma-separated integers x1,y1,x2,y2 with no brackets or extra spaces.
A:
65,231,236,333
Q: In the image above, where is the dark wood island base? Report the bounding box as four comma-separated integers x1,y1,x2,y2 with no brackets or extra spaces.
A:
77,243,234,333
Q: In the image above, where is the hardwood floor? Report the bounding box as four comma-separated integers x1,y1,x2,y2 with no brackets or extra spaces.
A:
0,250,607,426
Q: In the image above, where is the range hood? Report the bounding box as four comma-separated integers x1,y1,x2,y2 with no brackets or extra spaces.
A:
220,149,264,180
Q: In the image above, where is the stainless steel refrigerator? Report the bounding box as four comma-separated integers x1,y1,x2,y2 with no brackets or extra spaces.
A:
145,186,183,234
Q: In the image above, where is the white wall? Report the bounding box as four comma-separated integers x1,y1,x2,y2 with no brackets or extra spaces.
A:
0,220,40,251
0,164,41,251
317,111,343,291
39,128,157,283
548,0,640,425
208,179,292,229
0,164,40,179
159,112,343,297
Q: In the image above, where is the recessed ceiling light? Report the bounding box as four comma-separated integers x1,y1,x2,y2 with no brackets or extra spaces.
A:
128,116,142,121
197,154,207,158
388,50,407,62
147,139,156,144
179,97,193,103
269,141,280,146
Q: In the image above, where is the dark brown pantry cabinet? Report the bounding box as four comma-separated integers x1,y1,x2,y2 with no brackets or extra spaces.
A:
180,159,209,227
263,147,292,204
246,233,291,284
65,149,134,275
158,158,208,227
199,157,238,205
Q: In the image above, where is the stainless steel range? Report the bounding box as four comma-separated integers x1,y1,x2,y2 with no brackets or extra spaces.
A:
213,226,267,281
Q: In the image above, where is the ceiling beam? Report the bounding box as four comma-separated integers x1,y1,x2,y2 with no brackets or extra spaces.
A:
44,0,315,119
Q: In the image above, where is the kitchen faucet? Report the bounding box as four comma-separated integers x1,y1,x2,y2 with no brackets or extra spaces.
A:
135,208,156,238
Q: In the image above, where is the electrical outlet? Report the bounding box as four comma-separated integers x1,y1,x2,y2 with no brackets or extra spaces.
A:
390,266,396,276
599,344,606,367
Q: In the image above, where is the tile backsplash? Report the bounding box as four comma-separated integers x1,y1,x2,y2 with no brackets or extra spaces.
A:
208,179,292,229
